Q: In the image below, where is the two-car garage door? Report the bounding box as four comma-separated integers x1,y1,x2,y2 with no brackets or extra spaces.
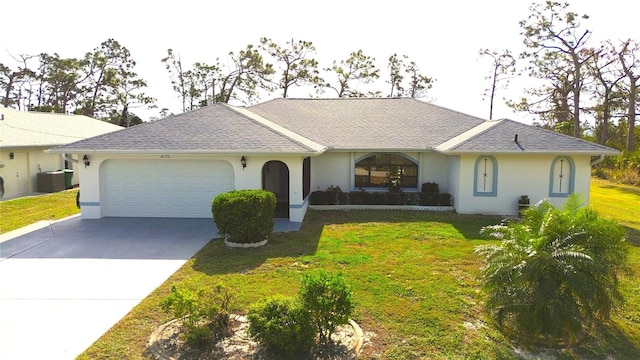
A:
103,160,234,218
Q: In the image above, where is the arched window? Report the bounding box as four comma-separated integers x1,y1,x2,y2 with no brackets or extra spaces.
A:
355,154,418,189
549,156,574,197
473,155,498,197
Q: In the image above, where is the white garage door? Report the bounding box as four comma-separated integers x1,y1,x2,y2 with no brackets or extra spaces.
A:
103,160,234,218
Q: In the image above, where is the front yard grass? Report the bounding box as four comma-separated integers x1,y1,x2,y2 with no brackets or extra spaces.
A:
79,179,640,360
0,189,79,234
5,181,635,358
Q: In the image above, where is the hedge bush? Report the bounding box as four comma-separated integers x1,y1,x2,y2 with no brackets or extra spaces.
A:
160,283,234,345
300,270,354,343
248,271,354,356
247,296,316,358
309,189,452,206
211,189,276,243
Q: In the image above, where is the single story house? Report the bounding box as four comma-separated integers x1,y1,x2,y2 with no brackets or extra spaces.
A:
49,98,618,222
0,107,122,199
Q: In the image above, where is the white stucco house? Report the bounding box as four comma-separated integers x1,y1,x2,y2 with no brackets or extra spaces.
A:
49,98,618,222
0,107,122,199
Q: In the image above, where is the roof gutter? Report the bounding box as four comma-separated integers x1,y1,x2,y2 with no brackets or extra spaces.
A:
46,149,326,156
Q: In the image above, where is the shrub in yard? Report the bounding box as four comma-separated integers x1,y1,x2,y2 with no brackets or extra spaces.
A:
161,283,235,345
421,182,440,193
475,193,627,346
309,189,452,206
247,296,315,358
211,189,276,243
300,270,354,343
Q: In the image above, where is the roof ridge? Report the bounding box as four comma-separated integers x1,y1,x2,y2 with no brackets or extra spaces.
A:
224,104,326,153
435,119,503,151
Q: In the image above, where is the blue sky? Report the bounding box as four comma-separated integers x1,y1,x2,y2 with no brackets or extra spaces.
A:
2,0,638,123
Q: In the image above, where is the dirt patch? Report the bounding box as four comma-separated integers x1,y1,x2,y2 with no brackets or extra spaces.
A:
147,314,376,359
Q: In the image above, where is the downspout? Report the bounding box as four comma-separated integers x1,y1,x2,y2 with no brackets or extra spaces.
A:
590,154,605,166
64,154,79,163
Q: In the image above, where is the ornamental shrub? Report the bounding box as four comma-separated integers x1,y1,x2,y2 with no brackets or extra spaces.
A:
247,296,315,358
300,270,354,343
421,182,440,193
308,189,452,206
160,283,234,345
475,193,627,345
211,189,276,243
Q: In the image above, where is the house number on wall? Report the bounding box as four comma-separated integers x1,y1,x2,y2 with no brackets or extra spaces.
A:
160,155,170,159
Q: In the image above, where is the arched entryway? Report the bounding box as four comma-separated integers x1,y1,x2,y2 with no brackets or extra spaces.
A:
262,160,289,218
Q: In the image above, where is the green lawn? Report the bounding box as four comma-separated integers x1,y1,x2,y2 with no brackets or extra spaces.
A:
0,189,79,234
77,179,640,360
1,183,637,359
591,178,640,245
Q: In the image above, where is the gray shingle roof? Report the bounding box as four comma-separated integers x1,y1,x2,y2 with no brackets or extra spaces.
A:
248,98,486,150
51,103,323,154
1,106,122,148
48,98,619,156
436,119,620,155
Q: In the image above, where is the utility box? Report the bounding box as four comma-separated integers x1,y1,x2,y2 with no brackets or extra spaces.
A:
38,171,66,193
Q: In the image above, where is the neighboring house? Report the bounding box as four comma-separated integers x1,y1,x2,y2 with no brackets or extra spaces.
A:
0,107,122,199
49,98,618,222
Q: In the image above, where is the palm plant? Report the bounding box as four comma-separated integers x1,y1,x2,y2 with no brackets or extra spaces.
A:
475,194,627,345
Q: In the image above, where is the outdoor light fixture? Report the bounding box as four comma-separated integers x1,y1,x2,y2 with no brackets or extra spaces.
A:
241,156,247,169
83,155,90,168
9,152,14,160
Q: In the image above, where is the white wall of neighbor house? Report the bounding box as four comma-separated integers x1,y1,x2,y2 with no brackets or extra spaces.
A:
0,150,30,198
29,148,69,183
452,153,593,216
77,153,310,222
0,148,70,199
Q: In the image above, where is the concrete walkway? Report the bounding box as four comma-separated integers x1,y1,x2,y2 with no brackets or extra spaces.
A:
0,215,301,360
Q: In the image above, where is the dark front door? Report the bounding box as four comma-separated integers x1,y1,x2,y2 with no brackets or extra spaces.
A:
262,161,289,218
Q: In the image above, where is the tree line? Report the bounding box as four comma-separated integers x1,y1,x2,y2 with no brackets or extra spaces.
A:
482,1,639,153
0,38,434,126
1,1,638,156
0,39,154,127
160,38,434,113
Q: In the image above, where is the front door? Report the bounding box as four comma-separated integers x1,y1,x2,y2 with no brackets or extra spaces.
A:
262,161,289,218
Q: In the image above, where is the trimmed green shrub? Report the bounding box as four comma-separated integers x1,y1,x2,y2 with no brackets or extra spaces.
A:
300,270,354,343
418,192,452,206
247,296,316,358
211,189,276,243
160,283,234,345
475,194,627,345
421,182,440,193
309,190,452,206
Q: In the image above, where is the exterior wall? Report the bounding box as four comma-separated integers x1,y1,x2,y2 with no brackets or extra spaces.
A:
79,153,310,222
452,154,593,216
311,152,352,191
420,152,450,193
311,151,449,193
74,150,595,222
0,147,68,199
447,155,461,210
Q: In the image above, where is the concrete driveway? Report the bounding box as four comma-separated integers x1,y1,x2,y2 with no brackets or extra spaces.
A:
0,215,217,360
